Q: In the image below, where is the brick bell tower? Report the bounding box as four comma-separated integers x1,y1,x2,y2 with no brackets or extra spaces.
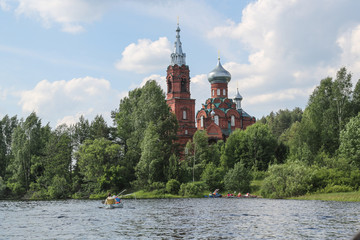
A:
166,23,196,147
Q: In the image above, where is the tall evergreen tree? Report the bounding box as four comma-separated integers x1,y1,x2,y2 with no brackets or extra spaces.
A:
90,115,110,140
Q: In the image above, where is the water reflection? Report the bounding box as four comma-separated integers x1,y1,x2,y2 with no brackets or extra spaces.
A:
0,198,359,239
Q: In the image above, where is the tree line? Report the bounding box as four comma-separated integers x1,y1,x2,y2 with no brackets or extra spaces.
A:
1,68,360,199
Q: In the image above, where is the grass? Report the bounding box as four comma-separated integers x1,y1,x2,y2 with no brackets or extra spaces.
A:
289,191,360,202
250,179,263,196
122,190,185,199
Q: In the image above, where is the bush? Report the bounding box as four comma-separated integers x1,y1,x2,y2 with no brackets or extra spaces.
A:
252,170,266,180
261,161,313,198
322,184,353,193
148,182,165,191
310,167,360,192
178,182,207,196
48,175,68,199
0,177,6,197
166,179,181,194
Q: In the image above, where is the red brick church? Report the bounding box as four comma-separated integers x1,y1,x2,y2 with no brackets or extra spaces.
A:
165,24,255,147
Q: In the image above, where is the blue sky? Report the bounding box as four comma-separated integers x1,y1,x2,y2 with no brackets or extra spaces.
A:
1,0,360,127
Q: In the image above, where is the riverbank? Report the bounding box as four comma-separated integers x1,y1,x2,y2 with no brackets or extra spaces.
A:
289,191,360,202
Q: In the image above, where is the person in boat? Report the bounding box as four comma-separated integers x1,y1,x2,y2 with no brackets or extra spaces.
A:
237,192,242,197
115,196,121,204
212,189,221,197
104,192,115,205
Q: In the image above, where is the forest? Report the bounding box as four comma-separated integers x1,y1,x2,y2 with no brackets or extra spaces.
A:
1,67,360,199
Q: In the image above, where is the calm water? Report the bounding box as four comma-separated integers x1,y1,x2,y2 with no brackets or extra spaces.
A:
0,198,359,239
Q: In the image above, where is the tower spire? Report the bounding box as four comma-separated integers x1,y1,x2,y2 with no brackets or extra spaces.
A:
171,21,186,66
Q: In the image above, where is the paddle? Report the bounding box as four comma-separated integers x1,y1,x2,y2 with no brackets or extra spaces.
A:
117,189,127,197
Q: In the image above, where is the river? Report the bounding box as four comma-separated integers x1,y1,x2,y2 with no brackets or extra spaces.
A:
0,198,359,239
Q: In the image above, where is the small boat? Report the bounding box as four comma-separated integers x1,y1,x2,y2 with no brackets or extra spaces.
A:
104,202,124,209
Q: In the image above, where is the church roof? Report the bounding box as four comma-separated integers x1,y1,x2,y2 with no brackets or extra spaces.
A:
208,58,231,84
198,97,254,118
234,88,243,100
171,24,186,66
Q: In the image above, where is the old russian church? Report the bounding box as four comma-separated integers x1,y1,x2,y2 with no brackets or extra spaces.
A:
166,24,255,146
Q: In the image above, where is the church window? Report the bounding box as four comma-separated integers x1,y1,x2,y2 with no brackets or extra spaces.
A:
167,79,172,93
181,78,187,92
212,89,214,97
214,115,219,125
200,116,204,128
217,89,220,96
183,110,187,119
223,89,226,96
185,129,188,135
231,115,235,127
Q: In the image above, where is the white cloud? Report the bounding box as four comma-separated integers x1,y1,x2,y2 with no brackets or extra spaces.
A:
247,87,314,105
205,0,360,117
0,0,10,11
56,109,94,127
6,0,114,33
115,37,172,74
191,74,208,87
337,24,360,81
18,77,120,127
140,74,166,90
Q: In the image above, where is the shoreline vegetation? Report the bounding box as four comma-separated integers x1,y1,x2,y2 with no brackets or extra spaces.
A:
289,191,360,202
2,68,360,202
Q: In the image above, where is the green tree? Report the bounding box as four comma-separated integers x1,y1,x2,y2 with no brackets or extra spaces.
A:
183,130,212,182
221,123,277,171
0,115,18,180
352,79,360,116
135,122,164,187
7,113,46,194
333,67,352,132
339,113,360,169
0,122,6,179
0,176,6,197
298,68,353,156
76,138,124,194
220,129,248,170
246,123,277,171
113,80,178,185
224,161,252,193
31,124,73,199
73,115,91,147
90,115,110,140
261,108,303,138
167,154,179,181
201,162,224,191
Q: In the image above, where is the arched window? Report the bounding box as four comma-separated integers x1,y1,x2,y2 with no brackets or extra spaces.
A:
223,89,226,96
200,116,204,128
214,115,219,125
181,78,187,92
167,79,172,93
231,115,235,127
183,110,187,119
212,89,214,97
217,89,220,96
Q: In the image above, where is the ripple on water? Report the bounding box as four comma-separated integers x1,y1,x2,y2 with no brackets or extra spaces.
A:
0,198,359,239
